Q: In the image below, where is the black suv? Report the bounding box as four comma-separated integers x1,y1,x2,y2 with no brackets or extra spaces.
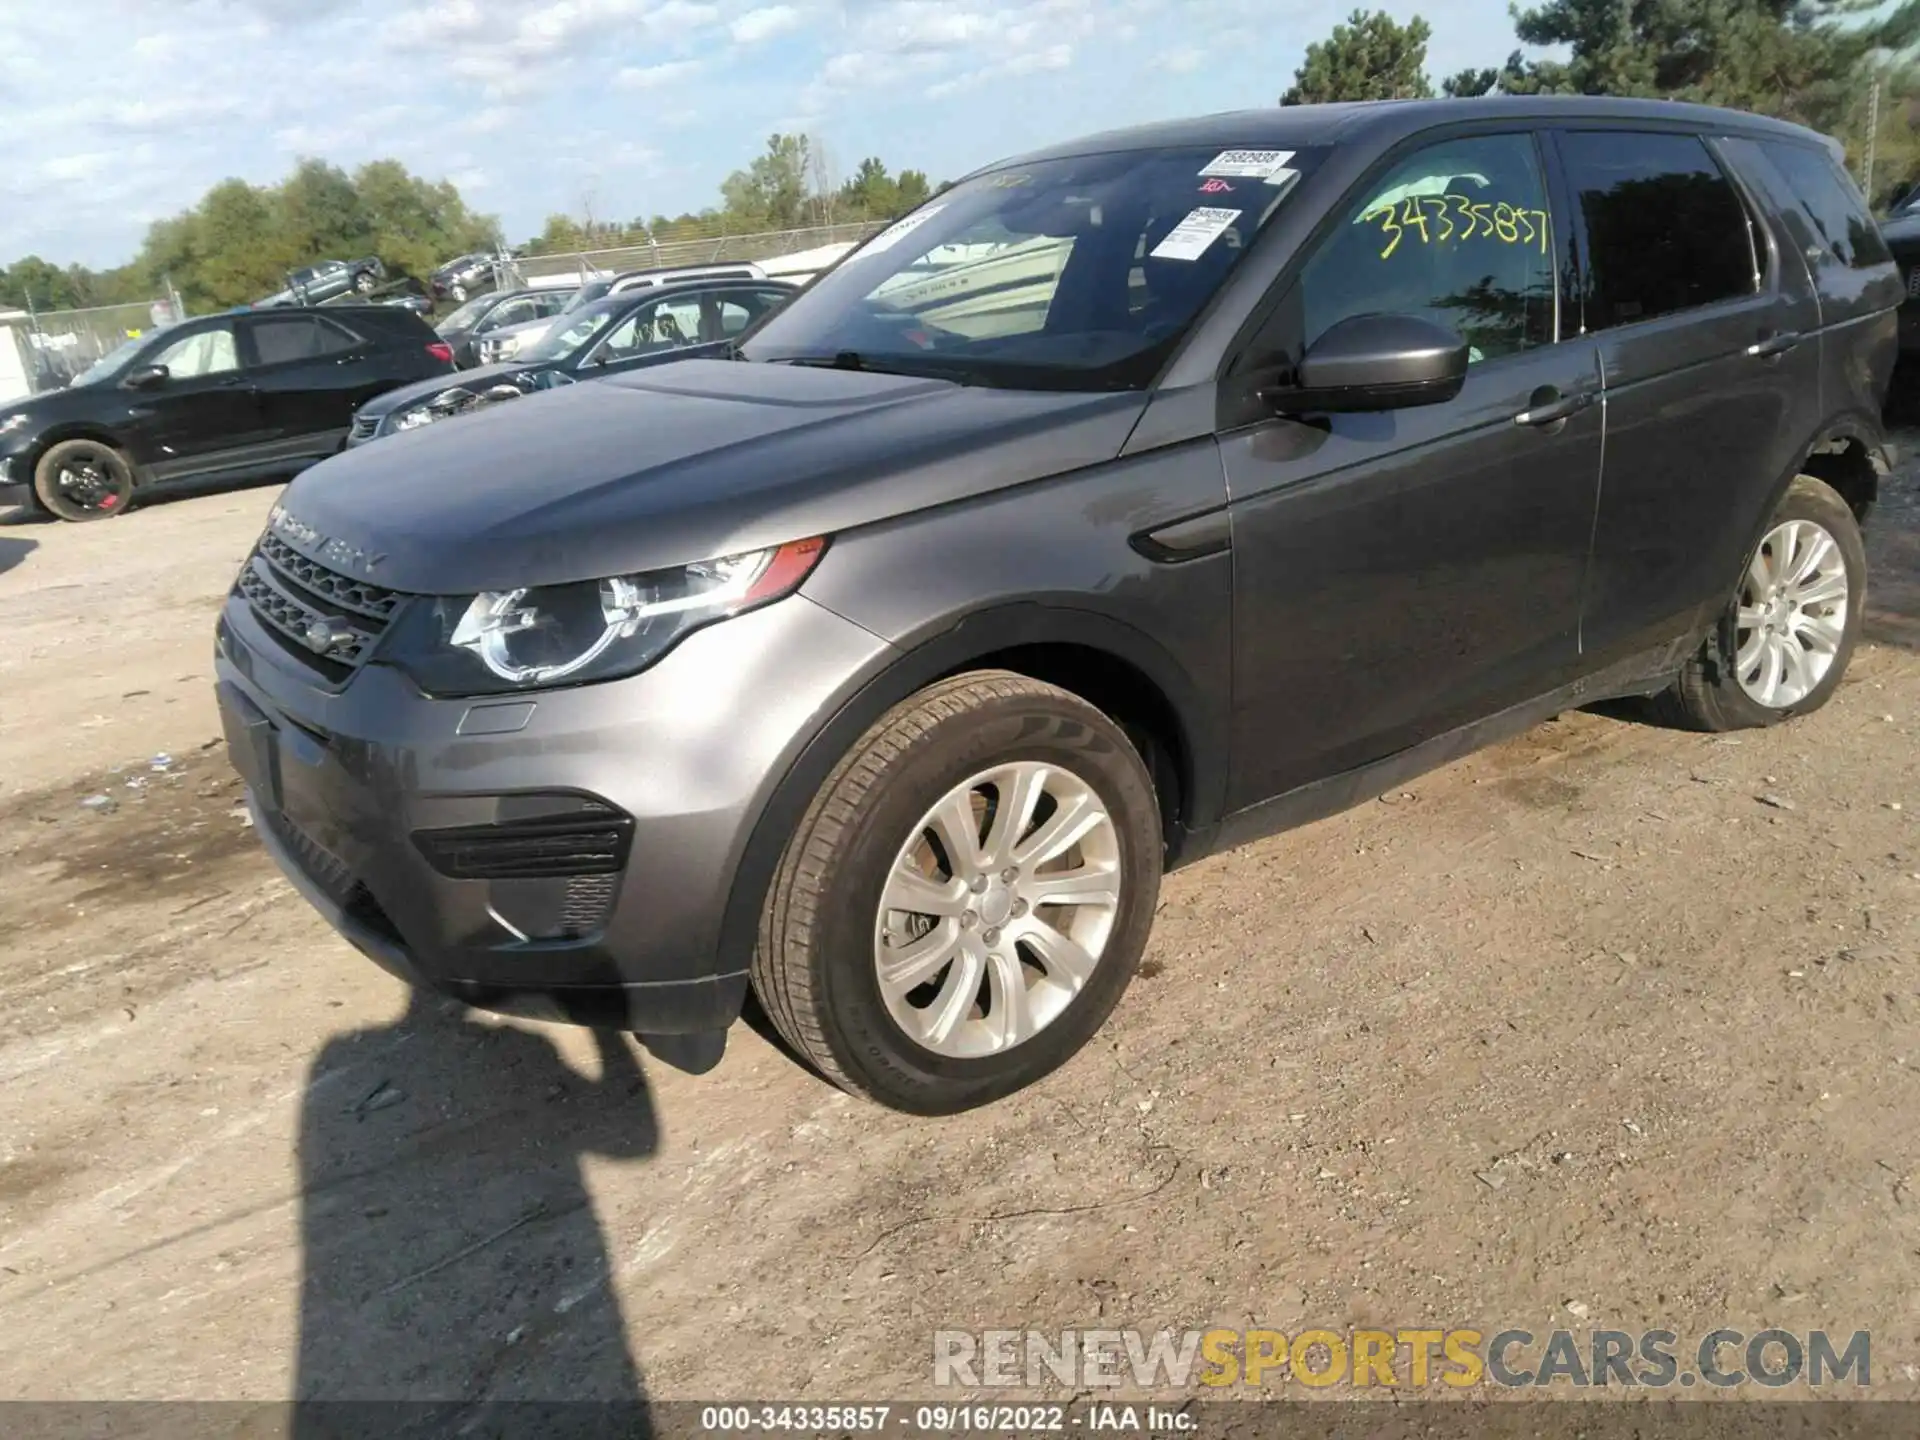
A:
346,278,795,445
1,307,454,521
218,100,1899,1113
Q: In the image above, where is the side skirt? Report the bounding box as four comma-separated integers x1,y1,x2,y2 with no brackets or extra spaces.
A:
1211,642,1690,855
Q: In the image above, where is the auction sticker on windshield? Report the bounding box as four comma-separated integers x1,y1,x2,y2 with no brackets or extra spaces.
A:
1150,207,1242,261
860,205,947,256
1200,149,1296,182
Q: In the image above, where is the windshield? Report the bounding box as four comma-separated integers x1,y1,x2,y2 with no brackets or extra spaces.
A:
742,145,1321,389
521,296,626,361
69,329,165,387
439,293,499,330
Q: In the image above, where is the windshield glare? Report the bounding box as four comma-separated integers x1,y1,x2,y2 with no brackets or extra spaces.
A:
523,300,623,361
440,293,498,330
70,330,164,387
742,145,1319,389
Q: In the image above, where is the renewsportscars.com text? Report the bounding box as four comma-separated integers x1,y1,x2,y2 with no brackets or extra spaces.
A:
933,1327,1872,1390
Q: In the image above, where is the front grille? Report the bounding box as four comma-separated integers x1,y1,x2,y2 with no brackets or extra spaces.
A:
237,535,402,682
348,414,380,443
412,808,635,880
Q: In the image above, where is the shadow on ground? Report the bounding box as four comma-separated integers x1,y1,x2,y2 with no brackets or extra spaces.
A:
294,993,657,1437
0,536,36,576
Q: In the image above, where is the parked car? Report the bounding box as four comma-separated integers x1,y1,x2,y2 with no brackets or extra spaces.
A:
429,253,501,303
323,275,435,319
1880,201,1920,359
436,287,575,368
347,278,796,444
0,306,453,520
475,264,773,366
217,99,1897,1113
256,257,386,309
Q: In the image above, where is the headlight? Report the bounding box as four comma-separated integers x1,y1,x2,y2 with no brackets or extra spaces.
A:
392,387,480,431
379,537,828,696
0,413,29,436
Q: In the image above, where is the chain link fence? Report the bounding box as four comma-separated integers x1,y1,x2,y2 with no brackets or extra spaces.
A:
513,221,887,281
19,299,178,393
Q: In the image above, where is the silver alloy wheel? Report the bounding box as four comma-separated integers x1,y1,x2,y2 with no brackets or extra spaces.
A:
1734,517,1850,709
873,762,1122,1060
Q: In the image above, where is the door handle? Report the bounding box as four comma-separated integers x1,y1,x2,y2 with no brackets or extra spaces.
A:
1747,332,1802,360
1513,388,1596,428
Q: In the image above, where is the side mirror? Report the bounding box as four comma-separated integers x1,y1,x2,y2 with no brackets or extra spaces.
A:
125,364,169,390
1268,314,1469,415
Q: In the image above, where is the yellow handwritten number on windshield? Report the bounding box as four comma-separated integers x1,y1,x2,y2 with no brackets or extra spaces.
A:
1369,199,1550,258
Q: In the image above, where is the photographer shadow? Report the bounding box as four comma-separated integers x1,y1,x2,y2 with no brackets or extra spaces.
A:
294,992,657,1438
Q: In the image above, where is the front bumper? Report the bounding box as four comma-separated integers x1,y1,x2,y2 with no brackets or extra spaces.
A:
214,584,891,1033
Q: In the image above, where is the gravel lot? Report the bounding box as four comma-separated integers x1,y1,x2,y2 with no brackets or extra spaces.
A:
0,454,1916,1412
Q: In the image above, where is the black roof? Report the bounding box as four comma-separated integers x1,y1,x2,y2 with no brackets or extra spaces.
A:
981,98,1831,176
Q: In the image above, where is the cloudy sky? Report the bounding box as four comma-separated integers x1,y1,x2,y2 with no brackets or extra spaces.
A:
2,0,1528,269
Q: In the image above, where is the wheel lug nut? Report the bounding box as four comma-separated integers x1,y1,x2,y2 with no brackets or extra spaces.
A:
984,928,1001,946
961,912,978,929
1011,899,1029,919
969,876,989,895
1000,867,1020,884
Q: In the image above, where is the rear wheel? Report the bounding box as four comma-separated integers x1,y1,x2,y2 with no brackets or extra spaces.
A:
353,269,376,295
752,672,1162,1114
1657,475,1865,731
32,440,135,522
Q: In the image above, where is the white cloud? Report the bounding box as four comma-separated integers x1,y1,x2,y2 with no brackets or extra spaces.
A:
40,151,114,183
1162,45,1204,73
730,4,803,43
617,59,702,89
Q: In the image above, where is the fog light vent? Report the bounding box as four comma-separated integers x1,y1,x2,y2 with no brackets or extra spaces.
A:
413,811,633,880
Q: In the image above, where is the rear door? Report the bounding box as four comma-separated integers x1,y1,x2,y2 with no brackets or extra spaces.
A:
238,313,368,452
1554,127,1824,667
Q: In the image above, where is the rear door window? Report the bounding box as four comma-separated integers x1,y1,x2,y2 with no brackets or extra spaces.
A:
248,316,359,366
1557,131,1759,330
1752,140,1892,269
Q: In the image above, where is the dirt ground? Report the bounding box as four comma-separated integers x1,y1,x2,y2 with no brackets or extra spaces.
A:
0,452,1917,1415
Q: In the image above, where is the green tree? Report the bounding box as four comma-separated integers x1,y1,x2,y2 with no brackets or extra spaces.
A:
1504,0,1917,128
1282,9,1435,105
720,133,813,229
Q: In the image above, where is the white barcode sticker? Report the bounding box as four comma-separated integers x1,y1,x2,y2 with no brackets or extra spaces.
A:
1150,207,1242,262
1200,149,1297,182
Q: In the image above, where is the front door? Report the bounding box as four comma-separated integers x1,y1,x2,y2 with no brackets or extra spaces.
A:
1220,129,1604,809
124,321,266,479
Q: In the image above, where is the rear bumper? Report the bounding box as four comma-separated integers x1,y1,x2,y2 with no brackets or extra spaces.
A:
214,583,892,1034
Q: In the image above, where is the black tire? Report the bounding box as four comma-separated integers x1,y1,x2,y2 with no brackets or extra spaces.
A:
32,439,135,522
1655,474,1866,732
752,672,1162,1114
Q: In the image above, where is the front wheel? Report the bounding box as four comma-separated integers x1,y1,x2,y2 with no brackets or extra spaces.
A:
1657,474,1866,731
753,672,1162,1114
32,439,135,522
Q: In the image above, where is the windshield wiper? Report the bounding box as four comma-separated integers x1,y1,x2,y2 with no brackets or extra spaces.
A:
763,351,978,384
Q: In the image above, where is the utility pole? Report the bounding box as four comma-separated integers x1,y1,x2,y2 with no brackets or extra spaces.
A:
1864,73,1883,202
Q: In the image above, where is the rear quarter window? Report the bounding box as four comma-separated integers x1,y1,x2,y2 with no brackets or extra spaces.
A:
1751,140,1892,269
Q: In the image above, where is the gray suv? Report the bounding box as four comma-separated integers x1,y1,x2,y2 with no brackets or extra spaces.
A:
216,99,1900,1114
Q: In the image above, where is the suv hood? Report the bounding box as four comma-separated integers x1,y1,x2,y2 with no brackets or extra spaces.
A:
277,358,1147,594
